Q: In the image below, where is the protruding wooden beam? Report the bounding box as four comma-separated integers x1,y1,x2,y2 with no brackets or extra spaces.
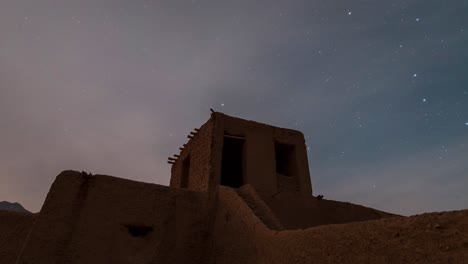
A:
167,160,175,164
224,134,246,140
189,131,197,135
168,157,177,161
194,128,200,132
188,135,194,139
173,154,180,158
179,147,184,151
183,144,187,147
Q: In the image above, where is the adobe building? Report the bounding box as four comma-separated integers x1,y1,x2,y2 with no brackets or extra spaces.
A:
168,112,393,229
169,112,312,198
9,113,463,264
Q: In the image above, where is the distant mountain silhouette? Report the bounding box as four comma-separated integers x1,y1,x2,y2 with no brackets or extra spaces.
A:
0,201,31,213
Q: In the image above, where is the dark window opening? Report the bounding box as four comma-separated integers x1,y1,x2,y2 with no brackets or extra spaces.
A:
124,224,153,237
180,155,190,188
275,142,296,177
221,134,245,188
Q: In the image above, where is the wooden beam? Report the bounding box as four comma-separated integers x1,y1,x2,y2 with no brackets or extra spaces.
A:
223,134,246,140
189,131,197,135
179,147,184,151
187,135,194,139
168,157,177,161
173,154,180,158
167,161,175,164
194,128,200,131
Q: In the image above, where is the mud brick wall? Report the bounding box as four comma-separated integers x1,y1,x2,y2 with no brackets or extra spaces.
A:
169,116,215,192
17,171,214,264
212,113,312,197
277,174,300,193
273,127,312,196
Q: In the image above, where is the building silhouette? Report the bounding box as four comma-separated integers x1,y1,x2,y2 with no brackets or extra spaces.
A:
1,113,400,264
169,112,312,198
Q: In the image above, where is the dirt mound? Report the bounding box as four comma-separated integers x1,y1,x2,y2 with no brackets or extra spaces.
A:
271,210,468,264
213,186,468,263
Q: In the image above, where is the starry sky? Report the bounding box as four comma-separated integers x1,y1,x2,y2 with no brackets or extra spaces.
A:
1,0,467,215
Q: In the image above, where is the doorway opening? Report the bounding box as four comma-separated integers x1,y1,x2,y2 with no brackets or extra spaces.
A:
220,134,245,188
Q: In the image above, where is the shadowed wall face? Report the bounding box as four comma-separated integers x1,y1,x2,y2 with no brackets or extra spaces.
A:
216,114,312,197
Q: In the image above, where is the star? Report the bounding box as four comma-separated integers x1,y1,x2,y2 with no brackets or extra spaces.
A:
413,73,418,77
465,122,468,126
422,98,427,102
416,18,420,22
348,11,352,16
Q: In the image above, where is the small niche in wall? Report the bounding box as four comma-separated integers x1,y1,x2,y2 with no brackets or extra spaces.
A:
274,142,296,177
124,224,153,238
180,154,191,188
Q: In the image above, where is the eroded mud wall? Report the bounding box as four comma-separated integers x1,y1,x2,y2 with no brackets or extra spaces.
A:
17,171,215,264
212,186,468,264
170,116,215,192
260,192,397,229
211,186,275,264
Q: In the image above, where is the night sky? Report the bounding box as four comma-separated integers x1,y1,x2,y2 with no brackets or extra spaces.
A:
1,0,467,215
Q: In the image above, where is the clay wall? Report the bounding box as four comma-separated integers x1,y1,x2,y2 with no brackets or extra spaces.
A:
273,126,312,196
0,211,35,264
169,116,215,192
259,192,396,230
17,171,215,264
236,184,284,230
211,186,468,264
211,186,275,264
211,113,312,197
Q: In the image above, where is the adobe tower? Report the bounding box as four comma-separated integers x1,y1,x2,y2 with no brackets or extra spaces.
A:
168,112,312,198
